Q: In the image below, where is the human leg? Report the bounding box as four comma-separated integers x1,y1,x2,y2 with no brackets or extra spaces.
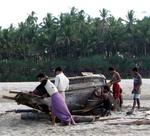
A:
51,92,75,125
137,98,140,109
51,112,56,125
132,99,136,110
119,94,123,108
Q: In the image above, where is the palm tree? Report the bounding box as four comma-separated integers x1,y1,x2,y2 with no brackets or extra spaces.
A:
98,9,111,57
135,17,150,56
126,10,136,32
99,8,110,21
124,10,137,56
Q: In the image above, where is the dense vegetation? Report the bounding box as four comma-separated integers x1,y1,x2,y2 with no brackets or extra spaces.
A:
0,7,150,81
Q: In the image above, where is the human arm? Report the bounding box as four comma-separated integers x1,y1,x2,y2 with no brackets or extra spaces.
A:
30,80,48,97
54,76,60,88
66,79,70,90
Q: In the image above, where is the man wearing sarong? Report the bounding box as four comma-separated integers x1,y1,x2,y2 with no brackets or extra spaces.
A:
54,67,69,99
33,73,75,126
132,67,142,110
108,67,122,110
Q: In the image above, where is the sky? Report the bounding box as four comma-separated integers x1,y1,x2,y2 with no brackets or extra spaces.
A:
0,0,150,28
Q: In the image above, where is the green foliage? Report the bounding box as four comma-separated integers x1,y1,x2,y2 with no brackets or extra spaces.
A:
77,55,108,72
0,8,150,81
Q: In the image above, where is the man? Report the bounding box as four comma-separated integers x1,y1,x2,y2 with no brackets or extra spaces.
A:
132,67,142,110
108,67,122,110
101,85,112,116
32,73,75,126
54,67,69,99
82,85,112,116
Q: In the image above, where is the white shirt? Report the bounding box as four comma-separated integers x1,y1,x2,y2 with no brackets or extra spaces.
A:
45,80,58,96
55,72,69,92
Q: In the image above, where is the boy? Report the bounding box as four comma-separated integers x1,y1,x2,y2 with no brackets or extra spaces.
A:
132,67,142,110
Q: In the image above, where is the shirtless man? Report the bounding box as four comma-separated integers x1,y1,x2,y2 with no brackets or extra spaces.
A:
108,67,122,109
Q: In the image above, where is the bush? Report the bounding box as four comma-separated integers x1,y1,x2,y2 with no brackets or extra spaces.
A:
0,55,150,81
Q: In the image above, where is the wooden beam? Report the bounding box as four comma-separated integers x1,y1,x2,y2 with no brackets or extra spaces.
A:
2,95,15,100
9,90,21,94
107,120,150,125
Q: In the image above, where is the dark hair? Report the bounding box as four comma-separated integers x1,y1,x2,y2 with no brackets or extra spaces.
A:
103,85,110,93
36,73,46,78
132,67,138,72
55,67,63,72
103,85,110,92
108,67,115,71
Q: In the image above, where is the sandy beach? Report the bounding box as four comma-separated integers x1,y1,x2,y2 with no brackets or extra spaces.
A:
0,79,150,136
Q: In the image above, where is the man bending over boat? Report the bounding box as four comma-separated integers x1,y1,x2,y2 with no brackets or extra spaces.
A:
82,85,112,116
32,73,75,126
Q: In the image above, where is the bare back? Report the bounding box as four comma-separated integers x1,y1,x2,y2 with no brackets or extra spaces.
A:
112,71,121,84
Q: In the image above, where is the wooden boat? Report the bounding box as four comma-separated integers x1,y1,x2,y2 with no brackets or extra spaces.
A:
3,74,113,117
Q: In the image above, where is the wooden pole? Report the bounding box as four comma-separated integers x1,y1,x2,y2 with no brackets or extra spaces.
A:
2,95,15,100
9,90,21,94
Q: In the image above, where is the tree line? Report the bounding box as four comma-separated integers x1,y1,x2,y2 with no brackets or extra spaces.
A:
0,7,150,81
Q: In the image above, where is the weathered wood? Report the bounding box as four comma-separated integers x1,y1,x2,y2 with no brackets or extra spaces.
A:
21,112,50,120
72,104,101,113
98,117,120,122
2,75,112,117
2,95,16,100
9,90,21,94
108,120,150,125
66,86,101,110
21,112,97,123
6,109,38,113
15,92,50,113
73,115,97,123
50,74,105,83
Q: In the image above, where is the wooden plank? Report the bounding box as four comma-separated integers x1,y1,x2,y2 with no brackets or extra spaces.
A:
6,109,38,113
2,95,15,100
2,75,110,117
108,120,150,125
21,112,97,123
9,90,21,94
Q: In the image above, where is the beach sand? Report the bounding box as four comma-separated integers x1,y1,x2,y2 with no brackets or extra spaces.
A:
0,79,150,136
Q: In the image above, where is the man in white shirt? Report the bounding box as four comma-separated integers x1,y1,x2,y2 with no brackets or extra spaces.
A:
55,67,69,99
